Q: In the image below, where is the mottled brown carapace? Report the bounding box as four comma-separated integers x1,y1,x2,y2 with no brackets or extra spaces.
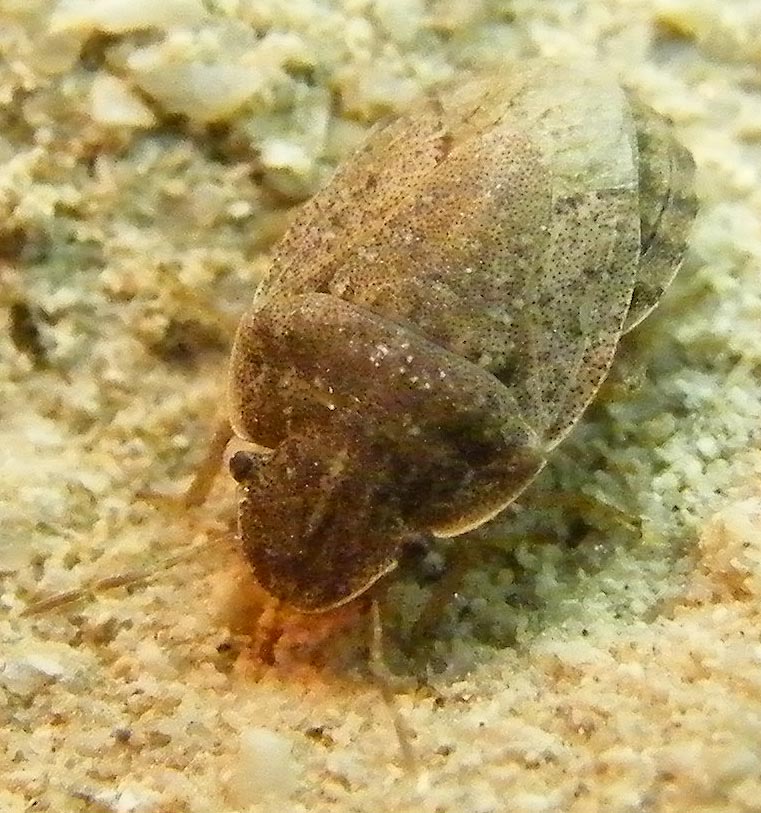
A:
225,61,697,613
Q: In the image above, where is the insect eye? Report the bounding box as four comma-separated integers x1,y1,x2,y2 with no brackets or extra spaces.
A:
229,451,258,483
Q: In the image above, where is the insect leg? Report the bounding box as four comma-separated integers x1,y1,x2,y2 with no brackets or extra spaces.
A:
179,417,234,506
21,534,228,617
138,417,233,508
403,542,480,652
369,599,418,775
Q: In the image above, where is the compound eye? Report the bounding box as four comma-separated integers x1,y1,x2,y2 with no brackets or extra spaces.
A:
229,450,260,484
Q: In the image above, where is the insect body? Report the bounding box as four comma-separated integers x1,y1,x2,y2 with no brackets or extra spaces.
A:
226,61,697,613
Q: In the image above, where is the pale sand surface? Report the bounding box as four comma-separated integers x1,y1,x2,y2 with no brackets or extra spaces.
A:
3,1,761,811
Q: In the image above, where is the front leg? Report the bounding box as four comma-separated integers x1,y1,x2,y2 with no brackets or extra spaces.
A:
138,416,234,509
178,416,234,507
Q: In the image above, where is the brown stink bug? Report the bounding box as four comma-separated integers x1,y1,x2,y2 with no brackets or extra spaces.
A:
26,60,698,622
218,60,698,613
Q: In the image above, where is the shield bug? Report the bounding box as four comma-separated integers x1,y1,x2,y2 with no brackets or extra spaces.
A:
222,60,698,613
25,60,698,621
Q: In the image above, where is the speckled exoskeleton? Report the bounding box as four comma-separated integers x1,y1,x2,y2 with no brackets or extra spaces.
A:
205,60,698,614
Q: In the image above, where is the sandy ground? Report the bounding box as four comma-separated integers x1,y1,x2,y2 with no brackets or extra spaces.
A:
3,1,761,811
